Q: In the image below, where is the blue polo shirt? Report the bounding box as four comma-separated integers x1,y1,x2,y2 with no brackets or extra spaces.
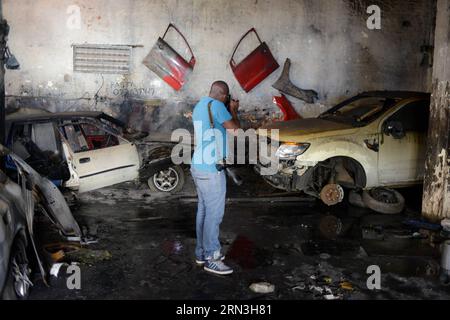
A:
191,97,232,172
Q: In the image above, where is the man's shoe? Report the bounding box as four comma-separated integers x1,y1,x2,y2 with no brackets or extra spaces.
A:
195,255,225,266
204,260,233,275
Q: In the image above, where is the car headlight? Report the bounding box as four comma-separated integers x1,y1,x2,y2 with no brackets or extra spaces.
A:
275,143,310,160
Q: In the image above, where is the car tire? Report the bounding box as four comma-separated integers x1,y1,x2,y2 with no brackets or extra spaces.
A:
1,237,31,300
362,188,405,215
147,165,185,194
348,190,367,208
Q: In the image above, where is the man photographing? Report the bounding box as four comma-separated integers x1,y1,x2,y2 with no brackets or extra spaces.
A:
191,81,240,275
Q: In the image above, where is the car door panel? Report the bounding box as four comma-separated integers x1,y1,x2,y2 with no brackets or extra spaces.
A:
378,132,426,184
72,143,140,193
378,99,429,185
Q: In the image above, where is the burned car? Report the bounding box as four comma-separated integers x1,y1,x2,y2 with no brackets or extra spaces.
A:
0,145,82,299
256,91,430,211
5,110,185,194
0,164,33,300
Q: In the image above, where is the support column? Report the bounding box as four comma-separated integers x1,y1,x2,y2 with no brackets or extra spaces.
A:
0,1,6,147
422,0,450,221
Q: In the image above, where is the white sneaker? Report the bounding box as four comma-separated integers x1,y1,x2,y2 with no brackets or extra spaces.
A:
204,260,233,275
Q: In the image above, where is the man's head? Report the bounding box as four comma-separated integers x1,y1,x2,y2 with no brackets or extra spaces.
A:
209,81,230,104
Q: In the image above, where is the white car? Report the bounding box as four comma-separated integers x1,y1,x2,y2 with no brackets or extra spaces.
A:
5,111,185,194
256,91,430,213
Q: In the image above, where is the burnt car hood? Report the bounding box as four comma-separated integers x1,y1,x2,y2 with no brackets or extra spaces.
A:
1,145,82,284
261,118,357,142
1,145,81,237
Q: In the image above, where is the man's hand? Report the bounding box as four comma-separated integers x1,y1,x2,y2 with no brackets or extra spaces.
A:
229,99,240,113
223,99,241,132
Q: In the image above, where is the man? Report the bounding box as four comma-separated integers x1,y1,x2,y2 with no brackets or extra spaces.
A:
191,81,240,275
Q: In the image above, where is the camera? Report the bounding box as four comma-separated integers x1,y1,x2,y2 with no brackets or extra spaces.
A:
216,158,227,172
216,158,243,186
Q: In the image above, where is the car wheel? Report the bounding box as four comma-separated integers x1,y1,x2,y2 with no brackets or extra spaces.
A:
348,190,367,208
1,237,32,300
147,165,185,193
320,184,345,206
362,188,405,215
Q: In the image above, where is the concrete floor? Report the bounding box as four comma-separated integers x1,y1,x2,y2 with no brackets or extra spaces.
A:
29,168,450,300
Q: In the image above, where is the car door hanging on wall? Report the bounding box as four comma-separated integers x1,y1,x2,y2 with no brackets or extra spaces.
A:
230,28,279,93
143,23,196,91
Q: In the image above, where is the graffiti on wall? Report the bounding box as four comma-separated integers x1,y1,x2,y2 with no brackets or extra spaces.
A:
109,81,156,98
17,83,67,99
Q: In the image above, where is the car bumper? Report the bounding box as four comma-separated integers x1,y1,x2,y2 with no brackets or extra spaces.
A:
254,161,315,192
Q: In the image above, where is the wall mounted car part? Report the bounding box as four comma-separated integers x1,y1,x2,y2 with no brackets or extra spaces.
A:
143,23,196,91
273,94,301,121
272,58,318,103
4,47,20,70
230,28,279,92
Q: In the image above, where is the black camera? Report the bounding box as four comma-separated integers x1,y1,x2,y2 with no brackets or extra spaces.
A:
216,158,227,172
216,159,243,186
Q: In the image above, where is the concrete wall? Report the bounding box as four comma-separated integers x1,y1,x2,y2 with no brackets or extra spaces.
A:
422,0,450,221
0,1,5,144
3,0,436,132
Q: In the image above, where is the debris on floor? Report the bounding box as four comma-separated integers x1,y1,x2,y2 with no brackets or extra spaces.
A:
291,272,355,300
26,169,450,300
44,243,113,265
67,248,112,265
44,243,82,263
249,282,275,294
441,219,450,232
403,219,442,231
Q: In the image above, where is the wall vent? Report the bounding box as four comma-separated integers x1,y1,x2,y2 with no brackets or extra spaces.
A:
73,44,132,74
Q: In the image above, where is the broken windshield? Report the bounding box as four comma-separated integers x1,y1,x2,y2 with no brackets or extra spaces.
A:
320,96,398,126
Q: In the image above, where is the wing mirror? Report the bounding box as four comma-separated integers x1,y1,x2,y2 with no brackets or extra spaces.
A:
383,120,405,139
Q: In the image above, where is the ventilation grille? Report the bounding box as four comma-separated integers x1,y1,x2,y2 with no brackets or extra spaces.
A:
73,44,132,74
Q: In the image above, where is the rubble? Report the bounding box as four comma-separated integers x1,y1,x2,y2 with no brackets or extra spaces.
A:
249,282,275,294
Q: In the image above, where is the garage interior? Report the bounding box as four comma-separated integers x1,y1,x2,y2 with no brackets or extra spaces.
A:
0,0,450,301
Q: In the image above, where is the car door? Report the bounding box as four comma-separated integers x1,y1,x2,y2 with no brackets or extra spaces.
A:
62,122,140,193
378,99,429,185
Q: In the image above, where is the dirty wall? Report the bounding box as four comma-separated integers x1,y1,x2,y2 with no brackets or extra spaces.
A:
3,0,436,132
422,0,450,221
